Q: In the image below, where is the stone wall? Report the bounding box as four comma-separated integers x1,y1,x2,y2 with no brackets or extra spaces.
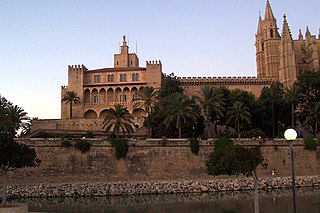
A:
7,138,320,185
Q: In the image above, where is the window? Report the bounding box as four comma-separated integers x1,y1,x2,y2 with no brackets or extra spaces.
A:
94,75,101,83
132,73,139,81
120,94,127,102
120,74,127,82
131,60,133,65
132,94,138,101
116,61,119,65
93,95,99,103
108,74,114,82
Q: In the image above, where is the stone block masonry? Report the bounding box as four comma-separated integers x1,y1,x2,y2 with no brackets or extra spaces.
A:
8,138,320,184
4,176,320,198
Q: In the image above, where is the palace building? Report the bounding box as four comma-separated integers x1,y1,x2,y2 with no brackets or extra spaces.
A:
31,0,320,135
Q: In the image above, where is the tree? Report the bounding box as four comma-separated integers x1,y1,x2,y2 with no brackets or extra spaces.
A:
195,86,224,138
61,91,80,119
133,86,159,138
0,95,40,206
102,104,135,138
206,137,266,213
285,85,302,128
226,101,251,138
6,105,28,137
158,73,184,98
303,101,320,137
163,93,199,138
259,82,286,138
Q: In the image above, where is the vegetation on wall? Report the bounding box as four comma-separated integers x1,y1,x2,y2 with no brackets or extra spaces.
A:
189,138,199,155
74,140,92,153
110,137,128,159
304,137,317,151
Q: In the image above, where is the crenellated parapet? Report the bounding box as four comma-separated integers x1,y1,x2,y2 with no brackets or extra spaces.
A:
178,76,275,86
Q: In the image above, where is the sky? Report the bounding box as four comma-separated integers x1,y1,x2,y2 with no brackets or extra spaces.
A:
1,0,320,119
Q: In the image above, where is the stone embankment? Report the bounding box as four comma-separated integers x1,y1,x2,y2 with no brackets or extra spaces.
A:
6,176,320,198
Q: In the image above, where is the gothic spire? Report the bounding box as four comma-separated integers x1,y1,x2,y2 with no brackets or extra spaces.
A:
264,0,275,20
281,14,292,39
257,12,263,34
298,29,303,40
306,26,311,37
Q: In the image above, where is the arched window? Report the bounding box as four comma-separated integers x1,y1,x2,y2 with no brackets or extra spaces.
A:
120,74,127,82
94,75,97,83
97,75,101,82
120,94,127,102
132,94,138,101
132,73,139,81
93,95,99,103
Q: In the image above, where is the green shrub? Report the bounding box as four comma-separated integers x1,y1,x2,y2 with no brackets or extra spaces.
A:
304,137,317,151
110,138,128,159
189,138,199,155
160,137,168,146
85,132,94,138
74,140,92,153
61,140,72,148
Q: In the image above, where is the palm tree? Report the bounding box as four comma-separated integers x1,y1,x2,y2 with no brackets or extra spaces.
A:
102,104,135,138
226,101,251,138
260,82,284,138
133,86,159,138
61,91,80,119
195,86,224,138
164,93,199,138
7,105,28,137
285,85,302,128
304,101,320,137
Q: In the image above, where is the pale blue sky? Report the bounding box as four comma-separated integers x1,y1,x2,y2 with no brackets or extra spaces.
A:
1,0,319,119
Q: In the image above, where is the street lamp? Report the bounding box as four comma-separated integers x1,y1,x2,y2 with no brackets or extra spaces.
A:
284,128,297,213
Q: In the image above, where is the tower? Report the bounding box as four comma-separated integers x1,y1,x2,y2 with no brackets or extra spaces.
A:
262,0,281,79
278,15,297,86
114,35,139,68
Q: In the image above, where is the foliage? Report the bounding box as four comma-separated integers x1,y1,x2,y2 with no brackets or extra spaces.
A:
61,91,81,119
61,140,72,148
102,104,135,138
241,128,267,138
303,101,320,137
259,82,289,138
206,137,266,177
163,93,200,138
304,137,317,151
294,71,320,107
158,73,184,98
0,95,40,205
133,86,159,138
189,138,199,155
226,101,251,138
195,86,225,138
160,137,168,146
74,140,92,153
110,138,128,159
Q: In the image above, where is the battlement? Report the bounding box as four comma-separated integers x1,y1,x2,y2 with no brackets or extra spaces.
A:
68,64,88,72
177,76,275,85
61,85,68,90
146,60,161,65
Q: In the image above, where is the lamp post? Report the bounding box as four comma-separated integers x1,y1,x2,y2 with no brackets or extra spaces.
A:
284,128,297,213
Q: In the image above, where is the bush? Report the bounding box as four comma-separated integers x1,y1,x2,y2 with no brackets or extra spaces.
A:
74,140,92,153
110,138,128,159
160,137,168,146
189,138,199,155
304,137,317,151
61,140,72,148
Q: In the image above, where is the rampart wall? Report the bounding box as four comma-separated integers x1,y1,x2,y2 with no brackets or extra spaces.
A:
7,138,320,184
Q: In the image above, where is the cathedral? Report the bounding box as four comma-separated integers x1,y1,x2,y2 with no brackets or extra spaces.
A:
31,0,320,135
256,0,320,86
